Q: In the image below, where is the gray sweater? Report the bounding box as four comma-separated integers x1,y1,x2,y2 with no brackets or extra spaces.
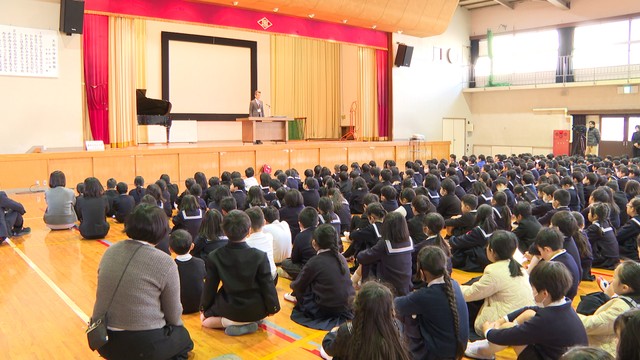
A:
44,187,77,225
92,240,183,331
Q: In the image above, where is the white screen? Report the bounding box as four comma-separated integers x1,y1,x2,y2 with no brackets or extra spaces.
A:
168,40,251,114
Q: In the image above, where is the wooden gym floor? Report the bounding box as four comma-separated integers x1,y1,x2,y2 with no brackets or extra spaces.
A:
0,192,609,360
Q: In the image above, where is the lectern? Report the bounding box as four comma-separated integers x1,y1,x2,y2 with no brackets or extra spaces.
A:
236,117,294,144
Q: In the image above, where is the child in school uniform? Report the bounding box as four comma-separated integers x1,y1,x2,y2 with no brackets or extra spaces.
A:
279,207,319,280
533,227,581,301
317,197,342,241
586,203,620,270
494,177,516,211
172,195,203,240
472,181,493,208
244,207,277,283
230,178,247,211
262,206,292,265
128,176,146,205
76,177,110,240
564,211,594,281
169,230,206,314
279,189,305,240
445,194,478,237
348,177,368,215
394,187,415,221
200,210,280,336
449,204,497,273
412,212,452,279
424,174,441,207
538,188,571,227
188,184,208,212
380,185,399,212
301,177,321,209
321,282,411,360
491,191,512,231
356,211,414,296
437,178,462,220
561,176,582,212
190,209,228,261
465,261,588,360
0,190,30,242
288,225,355,330
395,246,469,360
616,197,640,261
531,184,556,218
111,182,135,223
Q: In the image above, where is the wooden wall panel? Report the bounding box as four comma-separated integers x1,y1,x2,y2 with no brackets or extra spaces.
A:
256,149,290,173
347,147,373,166
0,159,48,189
395,146,409,168
48,158,94,189
431,143,451,160
135,154,180,187
93,155,136,186
371,146,396,167
179,153,219,184
219,151,255,175
289,148,319,173
319,147,348,169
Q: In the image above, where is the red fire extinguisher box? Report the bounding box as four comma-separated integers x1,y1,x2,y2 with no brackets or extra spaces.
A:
553,130,570,156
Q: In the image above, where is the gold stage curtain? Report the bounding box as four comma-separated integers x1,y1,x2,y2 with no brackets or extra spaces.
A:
357,47,379,141
134,19,146,90
270,35,341,139
108,17,140,148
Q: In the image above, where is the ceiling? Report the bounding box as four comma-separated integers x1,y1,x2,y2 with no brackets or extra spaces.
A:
191,0,460,37
459,0,570,11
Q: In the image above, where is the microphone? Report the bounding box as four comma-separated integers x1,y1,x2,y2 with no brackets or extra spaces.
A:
265,104,271,108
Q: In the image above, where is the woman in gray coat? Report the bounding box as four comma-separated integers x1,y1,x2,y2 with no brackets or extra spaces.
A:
44,170,77,229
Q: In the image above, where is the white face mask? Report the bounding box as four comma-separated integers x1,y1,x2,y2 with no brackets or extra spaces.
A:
533,290,547,308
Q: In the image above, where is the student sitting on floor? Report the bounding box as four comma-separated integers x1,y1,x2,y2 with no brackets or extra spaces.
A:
262,206,292,265
614,308,640,360
318,197,342,244
412,212,452,280
465,261,588,360
461,231,534,338
491,191,512,232
43,170,77,230
287,224,355,330
394,187,416,221
169,229,206,314
172,195,203,240
190,209,228,261
512,201,542,253
586,203,620,270
356,211,414,296
437,178,462,220
244,207,277,283
532,227,581,301
200,210,280,336
395,246,469,360
445,194,478,237
577,261,640,356
321,281,411,360
449,204,497,273
616,197,640,261
349,193,380,232
0,189,30,243
279,207,319,280
128,175,146,205
76,177,110,240
111,182,135,224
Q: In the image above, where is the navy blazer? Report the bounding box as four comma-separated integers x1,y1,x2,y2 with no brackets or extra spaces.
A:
357,237,414,296
0,191,26,238
616,216,640,261
449,226,492,272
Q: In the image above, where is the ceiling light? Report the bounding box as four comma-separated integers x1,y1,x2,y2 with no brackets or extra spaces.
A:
342,19,348,24
308,14,315,18
232,1,238,5
273,7,279,12
372,25,377,29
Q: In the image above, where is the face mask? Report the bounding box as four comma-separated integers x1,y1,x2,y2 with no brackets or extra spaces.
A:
534,292,547,308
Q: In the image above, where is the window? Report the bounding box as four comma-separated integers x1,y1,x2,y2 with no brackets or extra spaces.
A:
574,18,639,69
601,117,625,142
474,29,558,76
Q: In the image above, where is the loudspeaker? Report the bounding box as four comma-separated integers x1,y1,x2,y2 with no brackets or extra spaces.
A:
394,44,413,67
60,0,85,35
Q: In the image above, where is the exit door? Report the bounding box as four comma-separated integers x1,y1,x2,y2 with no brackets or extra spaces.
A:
443,118,466,157
599,115,640,157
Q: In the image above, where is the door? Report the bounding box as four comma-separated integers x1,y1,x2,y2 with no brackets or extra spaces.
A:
599,115,640,157
442,118,466,157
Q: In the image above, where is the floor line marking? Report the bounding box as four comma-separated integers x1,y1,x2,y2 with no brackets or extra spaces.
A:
259,331,324,360
6,238,90,324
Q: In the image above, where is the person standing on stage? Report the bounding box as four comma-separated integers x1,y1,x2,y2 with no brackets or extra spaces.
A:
249,90,264,117
631,125,640,158
586,121,601,156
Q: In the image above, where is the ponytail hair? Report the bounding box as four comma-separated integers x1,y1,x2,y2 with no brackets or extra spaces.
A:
487,230,523,277
417,246,464,359
313,224,347,275
475,204,497,233
590,203,611,229
423,213,451,257
366,202,387,221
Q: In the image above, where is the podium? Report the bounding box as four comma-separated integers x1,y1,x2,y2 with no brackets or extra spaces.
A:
236,117,294,144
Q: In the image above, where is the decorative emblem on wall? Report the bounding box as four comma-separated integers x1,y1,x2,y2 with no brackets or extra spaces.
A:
257,17,273,30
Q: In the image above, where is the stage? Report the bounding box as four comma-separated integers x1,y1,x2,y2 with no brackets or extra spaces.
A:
0,140,450,191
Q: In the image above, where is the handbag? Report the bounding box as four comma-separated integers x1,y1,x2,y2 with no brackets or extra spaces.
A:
87,243,144,351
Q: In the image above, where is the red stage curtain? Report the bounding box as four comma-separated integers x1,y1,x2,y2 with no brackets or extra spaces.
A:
376,49,389,140
83,14,110,143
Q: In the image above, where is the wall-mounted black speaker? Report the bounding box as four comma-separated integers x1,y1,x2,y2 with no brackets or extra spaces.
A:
60,0,85,35
395,44,414,67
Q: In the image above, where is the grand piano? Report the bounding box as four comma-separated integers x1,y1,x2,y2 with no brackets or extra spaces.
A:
136,89,172,143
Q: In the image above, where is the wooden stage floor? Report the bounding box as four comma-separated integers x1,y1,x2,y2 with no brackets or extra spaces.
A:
0,192,608,359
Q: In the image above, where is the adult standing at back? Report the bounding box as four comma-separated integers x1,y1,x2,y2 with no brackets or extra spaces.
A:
43,170,77,230
249,90,263,117
91,204,193,359
586,121,601,156
631,124,640,158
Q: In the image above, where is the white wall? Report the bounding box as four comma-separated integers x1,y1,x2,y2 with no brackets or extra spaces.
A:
145,20,271,142
470,0,640,37
0,0,83,154
392,7,472,142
